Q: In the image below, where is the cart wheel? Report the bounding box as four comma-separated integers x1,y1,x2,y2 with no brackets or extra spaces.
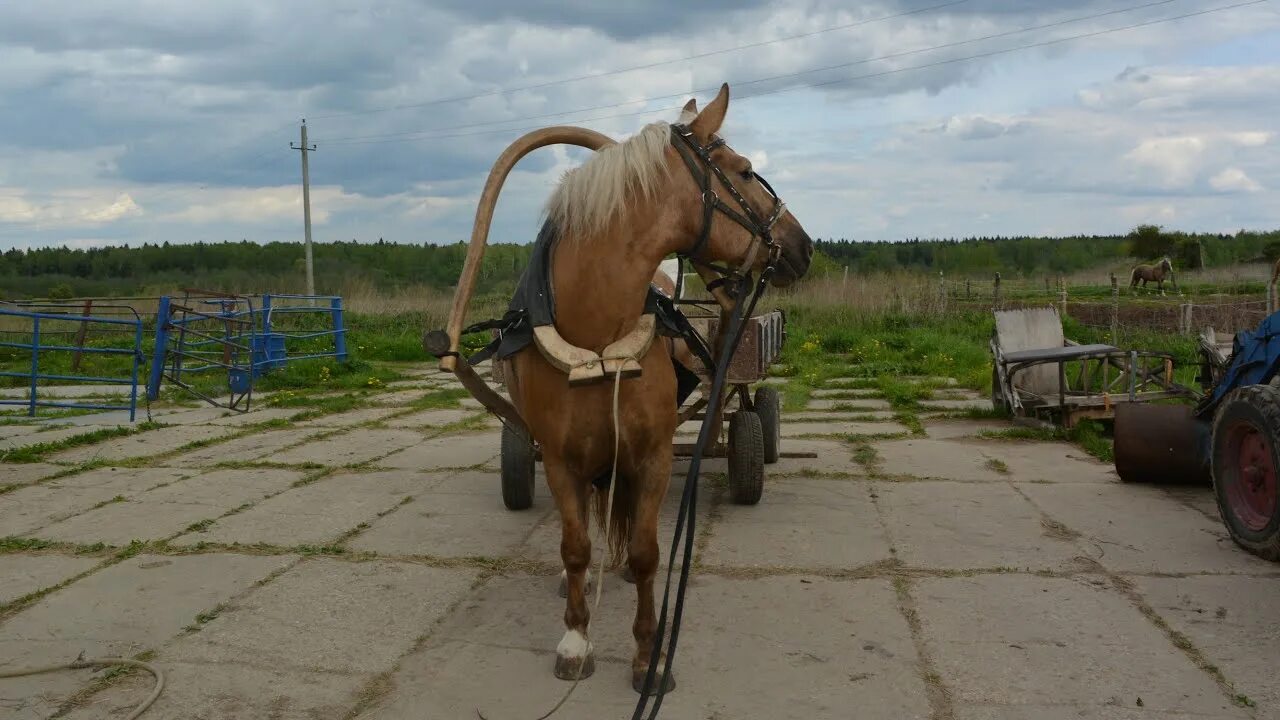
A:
500,424,536,511
991,365,1008,414
1211,385,1280,561
727,410,764,505
754,386,781,464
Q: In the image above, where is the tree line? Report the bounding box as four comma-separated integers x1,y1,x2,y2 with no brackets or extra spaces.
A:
2,227,1278,299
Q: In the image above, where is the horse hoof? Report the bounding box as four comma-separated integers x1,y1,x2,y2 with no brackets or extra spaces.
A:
554,630,595,680
557,570,593,598
632,668,676,695
554,653,595,680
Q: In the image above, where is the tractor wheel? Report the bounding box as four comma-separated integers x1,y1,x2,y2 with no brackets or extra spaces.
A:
500,424,537,511
754,386,781,464
727,410,764,505
1211,385,1280,561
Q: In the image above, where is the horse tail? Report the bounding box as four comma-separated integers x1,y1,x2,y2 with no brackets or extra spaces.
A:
592,472,633,570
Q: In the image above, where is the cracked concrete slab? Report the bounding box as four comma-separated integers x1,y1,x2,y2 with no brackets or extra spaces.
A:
0,554,99,606
0,553,292,719
0,467,199,536
270,428,424,467
359,575,930,720
377,432,500,471
782,420,911,438
350,486,552,559
34,468,307,546
915,574,1250,719
50,425,238,464
701,478,892,570
165,427,326,465
1019,484,1274,574
171,470,433,548
876,481,1088,571
1133,575,1280,718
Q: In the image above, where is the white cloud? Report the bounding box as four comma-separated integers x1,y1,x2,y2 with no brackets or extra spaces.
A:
934,114,1020,140
1123,136,1207,189
0,188,141,227
1210,167,1262,193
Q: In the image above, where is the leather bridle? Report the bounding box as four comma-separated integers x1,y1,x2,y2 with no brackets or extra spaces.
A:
669,122,786,294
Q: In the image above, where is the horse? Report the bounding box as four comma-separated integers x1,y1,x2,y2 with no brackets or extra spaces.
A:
495,84,812,693
1130,256,1175,294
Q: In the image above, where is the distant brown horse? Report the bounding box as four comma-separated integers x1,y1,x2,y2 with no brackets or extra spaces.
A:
484,84,812,693
1130,256,1175,294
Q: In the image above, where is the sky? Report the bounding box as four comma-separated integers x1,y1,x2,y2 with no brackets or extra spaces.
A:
0,0,1278,252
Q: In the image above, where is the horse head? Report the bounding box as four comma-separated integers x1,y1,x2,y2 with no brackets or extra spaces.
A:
664,84,813,287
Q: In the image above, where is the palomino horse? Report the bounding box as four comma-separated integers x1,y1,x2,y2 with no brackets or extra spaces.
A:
1130,256,1175,293
499,84,812,692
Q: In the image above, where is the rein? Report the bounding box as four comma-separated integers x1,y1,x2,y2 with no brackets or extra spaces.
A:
632,124,785,718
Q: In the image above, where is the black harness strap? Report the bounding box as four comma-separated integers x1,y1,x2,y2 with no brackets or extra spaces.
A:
633,125,787,720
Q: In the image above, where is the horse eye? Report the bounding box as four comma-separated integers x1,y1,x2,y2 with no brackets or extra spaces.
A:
740,168,754,180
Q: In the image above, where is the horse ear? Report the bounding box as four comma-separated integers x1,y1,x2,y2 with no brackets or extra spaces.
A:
678,98,697,123
690,83,729,140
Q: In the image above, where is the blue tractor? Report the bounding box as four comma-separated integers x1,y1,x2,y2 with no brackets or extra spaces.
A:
1114,311,1280,561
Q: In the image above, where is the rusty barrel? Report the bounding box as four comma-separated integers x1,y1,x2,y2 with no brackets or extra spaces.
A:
1113,403,1212,485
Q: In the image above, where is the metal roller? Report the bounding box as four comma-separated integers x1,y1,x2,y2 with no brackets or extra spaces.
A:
1113,403,1212,485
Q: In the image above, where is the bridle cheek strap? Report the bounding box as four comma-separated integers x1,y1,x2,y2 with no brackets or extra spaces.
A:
669,123,784,281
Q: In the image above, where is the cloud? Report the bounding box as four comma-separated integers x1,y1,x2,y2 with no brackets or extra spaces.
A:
1123,136,1207,189
1210,167,1262,193
0,188,141,228
1,1,1279,250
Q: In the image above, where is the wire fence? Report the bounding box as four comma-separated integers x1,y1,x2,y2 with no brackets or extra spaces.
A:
936,272,1275,345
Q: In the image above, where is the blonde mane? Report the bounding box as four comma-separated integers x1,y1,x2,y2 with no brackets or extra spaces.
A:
545,119,680,242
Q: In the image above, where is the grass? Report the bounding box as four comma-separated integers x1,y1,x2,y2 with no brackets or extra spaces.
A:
409,388,470,410
0,422,161,463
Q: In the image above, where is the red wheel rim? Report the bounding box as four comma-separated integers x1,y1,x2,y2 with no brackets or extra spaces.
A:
1224,420,1278,532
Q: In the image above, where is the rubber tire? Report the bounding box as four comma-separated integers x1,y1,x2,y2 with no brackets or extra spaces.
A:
1211,385,1280,561
727,410,765,505
754,386,781,464
500,424,536,511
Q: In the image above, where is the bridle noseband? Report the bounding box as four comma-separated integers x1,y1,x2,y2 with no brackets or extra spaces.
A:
669,123,786,288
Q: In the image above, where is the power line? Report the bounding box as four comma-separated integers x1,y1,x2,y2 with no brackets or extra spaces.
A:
314,0,1183,146
308,0,971,121
321,0,1261,148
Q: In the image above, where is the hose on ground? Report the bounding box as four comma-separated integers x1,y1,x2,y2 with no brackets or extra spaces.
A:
0,653,164,720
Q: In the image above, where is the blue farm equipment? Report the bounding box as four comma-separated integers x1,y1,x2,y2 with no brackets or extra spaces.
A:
1114,310,1280,561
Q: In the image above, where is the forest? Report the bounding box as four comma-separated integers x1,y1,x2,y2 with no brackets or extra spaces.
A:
2,226,1278,299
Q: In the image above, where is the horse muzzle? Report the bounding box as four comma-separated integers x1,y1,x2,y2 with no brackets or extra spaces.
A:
769,227,813,287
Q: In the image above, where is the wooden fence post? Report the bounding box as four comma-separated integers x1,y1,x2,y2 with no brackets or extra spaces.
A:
1180,303,1193,336
70,299,94,372
1058,276,1067,317
1110,274,1119,341
965,279,971,300
937,271,946,313
993,273,1002,311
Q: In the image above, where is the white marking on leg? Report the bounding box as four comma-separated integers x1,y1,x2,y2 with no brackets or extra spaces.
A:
557,629,592,659
560,569,591,585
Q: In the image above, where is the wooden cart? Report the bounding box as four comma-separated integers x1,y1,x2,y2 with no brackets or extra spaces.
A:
990,307,1191,427
490,283,792,508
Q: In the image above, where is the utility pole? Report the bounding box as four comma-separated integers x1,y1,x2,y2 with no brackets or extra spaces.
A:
291,119,317,296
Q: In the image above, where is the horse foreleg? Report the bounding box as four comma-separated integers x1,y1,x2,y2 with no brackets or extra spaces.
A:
546,458,595,680
628,448,676,694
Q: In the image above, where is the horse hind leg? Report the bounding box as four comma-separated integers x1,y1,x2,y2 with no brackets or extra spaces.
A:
545,457,596,680
627,447,677,695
